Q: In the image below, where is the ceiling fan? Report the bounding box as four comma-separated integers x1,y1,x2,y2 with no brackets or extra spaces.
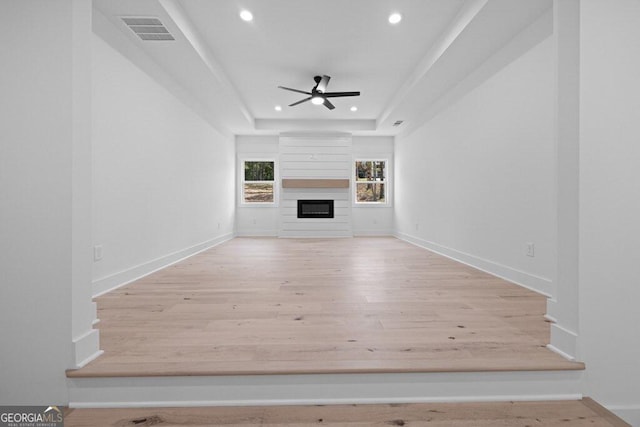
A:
278,75,360,110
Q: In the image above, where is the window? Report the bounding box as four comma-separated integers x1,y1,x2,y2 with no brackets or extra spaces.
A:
355,160,387,204
242,160,275,203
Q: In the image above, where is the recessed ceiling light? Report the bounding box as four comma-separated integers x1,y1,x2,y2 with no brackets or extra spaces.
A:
311,96,325,105
388,13,402,24
239,10,253,22
275,105,282,111
350,106,358,112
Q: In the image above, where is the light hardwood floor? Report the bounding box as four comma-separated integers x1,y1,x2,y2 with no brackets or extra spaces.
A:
64,399,630,426
68,237,583,377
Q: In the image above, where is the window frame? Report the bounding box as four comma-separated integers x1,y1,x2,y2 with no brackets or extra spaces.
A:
239,157,278,207
353,158,390,206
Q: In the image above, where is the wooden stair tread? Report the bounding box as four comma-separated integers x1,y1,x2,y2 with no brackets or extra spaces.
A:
63,399,630,426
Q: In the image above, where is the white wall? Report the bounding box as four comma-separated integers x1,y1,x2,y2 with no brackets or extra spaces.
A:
235,135,280,236
578,1,640,423
91,34,235,296
352,136,394,236
394,37,555,296
0,0,95,404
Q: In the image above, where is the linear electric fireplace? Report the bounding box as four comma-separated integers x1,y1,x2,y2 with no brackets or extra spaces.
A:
297,199,334,219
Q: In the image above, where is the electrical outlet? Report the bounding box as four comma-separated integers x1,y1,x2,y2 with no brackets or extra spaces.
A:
415,223,419,231
93,245,103,261
373,218,378,225
526,242,535,257
217,222,221,230
252,218,257,225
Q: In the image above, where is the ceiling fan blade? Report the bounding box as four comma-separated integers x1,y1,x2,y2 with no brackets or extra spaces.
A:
324,99,335,110
278,86,311,95
289,97,312,107
316,75,331,93
324,91,360,98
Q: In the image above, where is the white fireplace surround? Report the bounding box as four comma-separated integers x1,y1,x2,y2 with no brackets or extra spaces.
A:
279,134,353,237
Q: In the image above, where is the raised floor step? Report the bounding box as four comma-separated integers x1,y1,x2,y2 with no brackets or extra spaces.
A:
68,370,583,408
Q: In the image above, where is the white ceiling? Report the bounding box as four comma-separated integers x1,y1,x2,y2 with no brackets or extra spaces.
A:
92,0,552,136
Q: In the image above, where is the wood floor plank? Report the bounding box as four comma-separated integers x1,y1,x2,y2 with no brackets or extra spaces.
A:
64,400,629,426
68,237,583,378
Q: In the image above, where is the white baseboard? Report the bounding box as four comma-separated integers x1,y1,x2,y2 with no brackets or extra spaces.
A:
238,230,392,237
394,232,552,297
549,323,578,361
545,298,559,323
72,328,103,369
235,229,278,237
71,394,584,409
546,344,575,362
606,404,640,426
278,231,353,238
545,300,579,361
92,233,234,297
68,370,583,408
90,301,98,325
353,229,394,237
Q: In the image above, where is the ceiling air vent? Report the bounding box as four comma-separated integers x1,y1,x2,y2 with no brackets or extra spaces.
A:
121,17,175,41
393,120,404,127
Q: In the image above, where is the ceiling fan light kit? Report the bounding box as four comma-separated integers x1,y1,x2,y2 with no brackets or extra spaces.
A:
278,75,360,110
239,9,253,22
388,12,402,24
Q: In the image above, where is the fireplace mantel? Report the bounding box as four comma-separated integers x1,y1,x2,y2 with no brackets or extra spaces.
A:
282,179,350,189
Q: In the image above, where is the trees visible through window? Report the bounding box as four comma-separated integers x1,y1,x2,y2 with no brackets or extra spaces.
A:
243,161,275,203
355,160,386,204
